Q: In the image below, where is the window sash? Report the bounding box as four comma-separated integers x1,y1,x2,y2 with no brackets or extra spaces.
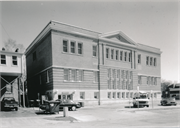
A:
146,56,149,65
124,52,127,61
64,69,69,81
138,54,141,64
154,58,156,66
111,49,114,59
71,69,76,81
106,48,109,58
120,51,123,60
1,55,6,64
116,50,118,60
63,40,68,52
12,56,18,65
78,43,82,54
71,42,75,53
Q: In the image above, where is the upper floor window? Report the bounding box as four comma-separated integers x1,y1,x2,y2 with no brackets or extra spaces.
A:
124,52,127,61
77,70,84,81
138,54,141,64
1,55,6,64
93,45,97,57
150,57,153,66
64,69,69,81
120,51,123,61
111,49,114,59
71,69,76,81
154,58,157,66
106,48,109,58
12,56,18,65
146,56,149,65
115,50,119,60
129,52,131,62
71,41,75,53
138,76,141,85
33,51,36,61
63,40,68,52
78,43,83,54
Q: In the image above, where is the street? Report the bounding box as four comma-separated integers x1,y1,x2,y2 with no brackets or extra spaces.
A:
0,100,180,128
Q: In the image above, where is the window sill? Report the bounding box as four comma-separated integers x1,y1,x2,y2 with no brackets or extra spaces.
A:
63,80,82,83
62,52,83,57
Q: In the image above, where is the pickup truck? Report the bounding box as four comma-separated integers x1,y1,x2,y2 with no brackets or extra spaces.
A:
1,97,18,111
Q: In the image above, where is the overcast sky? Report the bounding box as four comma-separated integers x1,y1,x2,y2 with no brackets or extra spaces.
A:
0,0,179,82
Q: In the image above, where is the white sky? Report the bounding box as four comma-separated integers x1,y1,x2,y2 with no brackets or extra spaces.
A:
0,0,179,82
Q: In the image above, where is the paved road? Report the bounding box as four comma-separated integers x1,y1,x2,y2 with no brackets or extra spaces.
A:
0,100,180,128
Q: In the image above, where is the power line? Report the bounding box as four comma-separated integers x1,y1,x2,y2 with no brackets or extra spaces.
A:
0,21,11,39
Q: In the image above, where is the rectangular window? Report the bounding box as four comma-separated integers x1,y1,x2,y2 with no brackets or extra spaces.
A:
126,71,128,79
107,68,111,78
108,79,111,89
113,80,116,89
1,55,6,64
71,41,75,53
130,93,133,98
146,56,149,65
154,58,157,66
117,92,120,98
147,76,150,85
71,69,76,81
94,92,99,99
106,48,109,58
116,50,118,60
138,76,141,85
112,69,116,78
122,92,125,98
138,54,141,64
94,71,98,82
126,92,129,98
121,70,124,78
129,52,131,62
93,45,97,57
113,92,116,98
12,56,18,65
46,70,49,83
63,40,68,52
111,49,114,59
124,52,127,61
33,51,36,61
150,57,153,66
151,77,154,85
117,69,120,78
108,92,111,99
154,78,157,85
130,71,133,79
126,81,128,89
78,43,83,54
120,51,123,61
64,69,69,81
80,92,85,99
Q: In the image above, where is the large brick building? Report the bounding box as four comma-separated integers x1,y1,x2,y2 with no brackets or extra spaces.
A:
25,20,161,105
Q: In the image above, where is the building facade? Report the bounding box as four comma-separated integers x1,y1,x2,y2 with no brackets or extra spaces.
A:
0,50,24,104
25,21,161,105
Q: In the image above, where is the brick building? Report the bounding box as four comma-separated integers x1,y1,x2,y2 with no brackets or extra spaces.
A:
25,20,161,105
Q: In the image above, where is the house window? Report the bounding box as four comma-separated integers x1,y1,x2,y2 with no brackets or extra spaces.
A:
117,92,120,98
121,70,124,79
138,54,141,64
113,92,116,98
120,51,123,61
71,69,76,81
130,71,133,80
154,78,157,85
1,55,6,64
80,92,85,99
108,92,111,99
12,56,18,65
117,69,120,78
126,81,129,89
124,52,127,61
64,69,69,81
130,93,133,98
94,71,98,82
126,71,128,79
146,56,149,65
78,43,83,54
112,69,116,78
151,77,154,85
150,57,153,66
126,92,129,98
147,76,150,85
63,40,68,52
33,51,36,61
106,48,109,58
70,41,76,53
108,79,111,89
46,70,49,83
129,52,131,62
116,50,118,60
93,45,97,57
111,49,114,59
122,92,125,98
94,92,99,99
154,58,157,66
138,76,141,85
107,68,111,78
113,80,116,89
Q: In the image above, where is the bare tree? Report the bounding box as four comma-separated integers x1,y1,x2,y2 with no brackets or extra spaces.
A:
4,38,25,53
161,79,173,91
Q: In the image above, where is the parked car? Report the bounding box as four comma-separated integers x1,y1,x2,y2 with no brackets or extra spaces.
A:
161,95,177,106
56,99,81,111
1,97,18,111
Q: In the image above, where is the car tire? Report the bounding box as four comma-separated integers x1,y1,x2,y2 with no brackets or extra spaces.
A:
147,105,149,107
71,106,76,111
15,107,18,111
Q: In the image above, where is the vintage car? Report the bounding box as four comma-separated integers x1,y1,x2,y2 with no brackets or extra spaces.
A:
56,99,81,111
1,97,18,111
